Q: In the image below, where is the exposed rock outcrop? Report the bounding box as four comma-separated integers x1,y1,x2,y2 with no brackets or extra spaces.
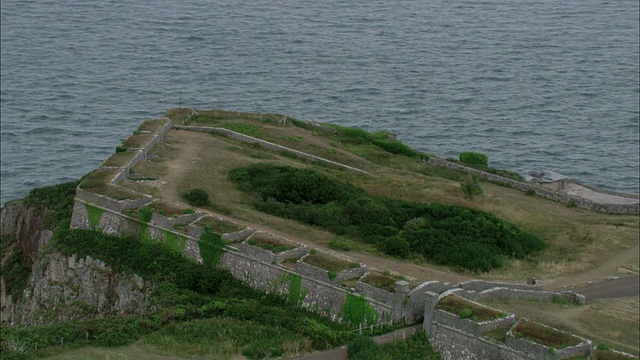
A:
1,201,154,325
0,201,53,265
13,252,154,325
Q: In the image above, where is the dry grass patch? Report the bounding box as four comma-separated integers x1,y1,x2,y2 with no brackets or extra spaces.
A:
247,233,296,253
360,272,400,293
121,134,154,149
303,251,359,273
137,119,167,132
102,151,139,167
437,295,507,322
511,319,583,348
147,201,188,218
195,216,245,235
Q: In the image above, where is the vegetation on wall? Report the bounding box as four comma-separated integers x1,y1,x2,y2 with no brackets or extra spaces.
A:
84,204,105,229
229,164,545,272
459,151,489,166
322,124,429,160
280,273,307,306
341,293,380,326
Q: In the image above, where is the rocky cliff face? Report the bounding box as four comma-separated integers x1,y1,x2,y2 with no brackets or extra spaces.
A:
1,201,154,326
0,201,53,266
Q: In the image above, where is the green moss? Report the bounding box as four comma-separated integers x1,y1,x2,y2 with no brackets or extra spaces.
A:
139,224,153,243
164,231,186,254
281,273,306,306
85,204,105,229
198,230,225,267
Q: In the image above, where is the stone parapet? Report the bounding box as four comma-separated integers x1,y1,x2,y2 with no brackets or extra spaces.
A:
427,158,638,214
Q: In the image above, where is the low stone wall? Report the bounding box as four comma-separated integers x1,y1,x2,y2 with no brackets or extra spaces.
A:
237,242,276,264
458,280,540,292
434,309,516,336
461,287,586,305
297,261,331,283
175,125,371,176
333,265,368,284
150,212,202,229
427,158,639,214
75,188,152,213
222,228,255,242
275,246,310,264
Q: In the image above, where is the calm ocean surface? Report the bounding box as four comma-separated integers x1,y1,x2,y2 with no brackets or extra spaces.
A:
1,1,638,206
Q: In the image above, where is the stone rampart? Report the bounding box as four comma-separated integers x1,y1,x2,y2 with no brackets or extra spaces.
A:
458,280,540,292
174,125,371,176
432,323,536,360
70,199,197,261
296,261,331,283
333,265,368,284
74,188,152,214
434,309,516,336
149,212,202,229
506,319,592,360
236,242,276,264
219,250,393,324
461,287,586,305
427,158,639,214
275,246,310,264
222,228,255,242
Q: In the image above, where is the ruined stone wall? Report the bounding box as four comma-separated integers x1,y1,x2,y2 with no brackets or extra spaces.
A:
427,158,639,214
431,323,536,360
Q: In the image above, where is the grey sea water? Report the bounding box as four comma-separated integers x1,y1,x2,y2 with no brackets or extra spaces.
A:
1,0,638,206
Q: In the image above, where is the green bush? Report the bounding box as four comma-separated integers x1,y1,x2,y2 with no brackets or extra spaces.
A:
460,175,483,199
230,164,545,273
459,308,473,318
182,189,210,207
460,151,489,166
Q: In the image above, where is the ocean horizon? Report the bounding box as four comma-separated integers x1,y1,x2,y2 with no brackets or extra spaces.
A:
1,0,638,206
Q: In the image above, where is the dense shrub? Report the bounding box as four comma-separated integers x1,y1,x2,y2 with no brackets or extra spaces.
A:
182,189,210,206
0,236,31,300
230,164,545,272
459,151,489,166
460,174,483,199
229,163,360,204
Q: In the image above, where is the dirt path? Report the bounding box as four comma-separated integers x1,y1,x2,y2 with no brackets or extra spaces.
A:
575,275,639,301
542,241,640,291
155,130,220,204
